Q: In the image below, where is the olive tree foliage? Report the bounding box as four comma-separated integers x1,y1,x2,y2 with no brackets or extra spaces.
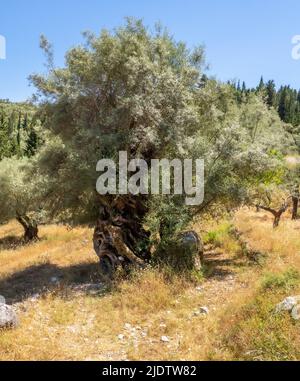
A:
234,94,296,227
0,157,43,240
188,83,292,214
29,19,290,265
30,20,206,254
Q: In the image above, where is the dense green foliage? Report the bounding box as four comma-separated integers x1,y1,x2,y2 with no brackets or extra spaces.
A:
29,20,292,236
0,19,298,247
232,77,300,127
0,100,42,160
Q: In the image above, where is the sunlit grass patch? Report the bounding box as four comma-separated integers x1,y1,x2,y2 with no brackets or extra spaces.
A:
221,285,300,360
261,268,300,292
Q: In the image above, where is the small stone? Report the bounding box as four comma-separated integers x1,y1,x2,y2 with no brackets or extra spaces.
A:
199,306,209,315
244,350,263,357
159,323,167,328
118,334,125,340
291,304,300,320
275,296,300,313
195,286,203,292
124,323,132,330
50,277,59,284
0,303,18,329
161,335,170,343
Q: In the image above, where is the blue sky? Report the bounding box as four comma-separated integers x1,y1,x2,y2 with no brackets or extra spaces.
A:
1,0,300,101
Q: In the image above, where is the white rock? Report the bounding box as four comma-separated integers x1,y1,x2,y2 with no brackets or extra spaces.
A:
275,296,300,313
161,335,170,343
118,334,125,340
124,323,132,330
50,277,59,284
199,306,209,315
291,304,300,320
0,303,18,329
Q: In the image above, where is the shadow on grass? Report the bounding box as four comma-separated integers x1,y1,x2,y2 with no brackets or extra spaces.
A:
0,235,26,251
202,250,245,280
0,235,47,251
0,261,107,304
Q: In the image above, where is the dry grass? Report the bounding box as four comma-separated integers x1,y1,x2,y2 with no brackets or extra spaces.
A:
219,208,300,360
0,210,300,361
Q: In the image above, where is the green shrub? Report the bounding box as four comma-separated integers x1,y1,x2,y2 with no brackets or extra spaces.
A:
261,268,300,292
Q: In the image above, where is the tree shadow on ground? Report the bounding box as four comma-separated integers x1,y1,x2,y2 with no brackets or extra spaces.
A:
203,250,245,280
0,261,107,304
0,235,46,251
0,235,26,251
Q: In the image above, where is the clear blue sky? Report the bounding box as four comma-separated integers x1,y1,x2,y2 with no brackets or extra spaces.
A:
1,0,300,101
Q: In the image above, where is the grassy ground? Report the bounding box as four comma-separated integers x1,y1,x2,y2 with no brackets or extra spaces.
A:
0,210,299,360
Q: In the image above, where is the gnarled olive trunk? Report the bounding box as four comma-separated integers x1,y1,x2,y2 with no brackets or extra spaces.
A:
16,214,39,241
93,196,151,277
93,195,204,276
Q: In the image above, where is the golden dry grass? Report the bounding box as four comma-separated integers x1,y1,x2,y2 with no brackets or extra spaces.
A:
0,210,299,361
221,208,300,360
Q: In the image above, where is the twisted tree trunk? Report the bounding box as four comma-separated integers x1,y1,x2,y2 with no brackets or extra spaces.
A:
93,195,151,277
256,202,288,228
16,213,39,241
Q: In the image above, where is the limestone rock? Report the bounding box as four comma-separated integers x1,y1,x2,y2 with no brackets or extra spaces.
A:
275,296,300,313
0,303,18,329
291,304,300,320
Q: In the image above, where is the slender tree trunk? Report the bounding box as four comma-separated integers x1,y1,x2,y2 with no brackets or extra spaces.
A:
256,202,288,228
273,213,281,228
292,196,299,220
16,213,39,241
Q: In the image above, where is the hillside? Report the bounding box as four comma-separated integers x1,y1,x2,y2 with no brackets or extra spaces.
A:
0,209,299,361
0,100,42,160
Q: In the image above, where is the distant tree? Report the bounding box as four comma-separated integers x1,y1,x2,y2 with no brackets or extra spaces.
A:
0,101,42,159
242,81,247,93
257,76,265,93
265,80,276,108
0,158,42,240
25,127,40,157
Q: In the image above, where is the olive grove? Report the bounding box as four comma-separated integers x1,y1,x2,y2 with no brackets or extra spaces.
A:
0,19,295,271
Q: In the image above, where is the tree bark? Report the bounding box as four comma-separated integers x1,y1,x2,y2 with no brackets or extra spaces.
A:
292,196,299,220
256,203,288,228
16,214,39,241
93,195,151,276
